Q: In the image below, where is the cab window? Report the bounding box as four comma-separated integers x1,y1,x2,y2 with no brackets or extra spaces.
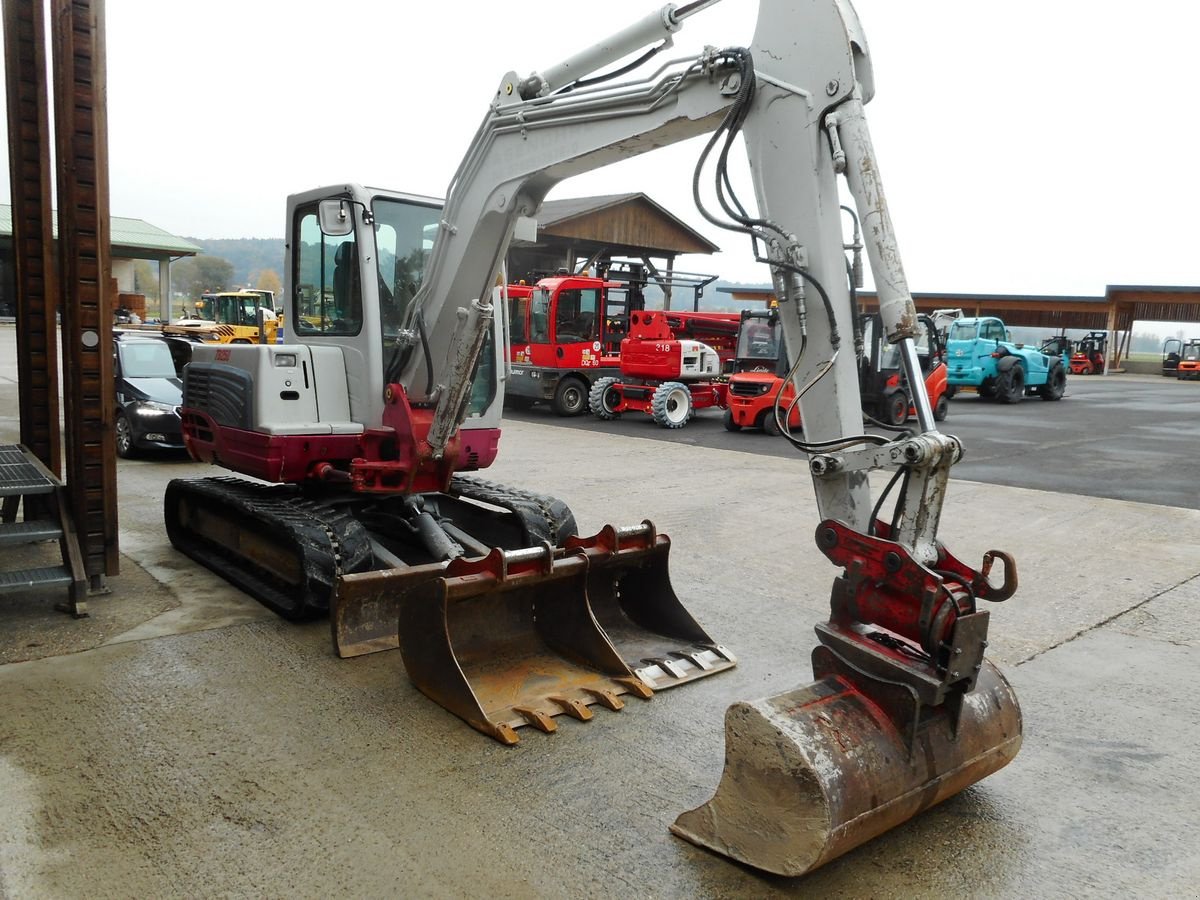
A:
530,290,550,343
554,288,599,343
508,295,528,344
292,204,362,335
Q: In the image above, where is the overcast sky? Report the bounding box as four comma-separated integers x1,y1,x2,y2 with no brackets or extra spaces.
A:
3,0,1196,302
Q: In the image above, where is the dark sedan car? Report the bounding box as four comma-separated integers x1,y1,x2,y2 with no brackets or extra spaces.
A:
113,334,188,457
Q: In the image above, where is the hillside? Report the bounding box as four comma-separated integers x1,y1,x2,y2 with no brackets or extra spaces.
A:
186,237,285,286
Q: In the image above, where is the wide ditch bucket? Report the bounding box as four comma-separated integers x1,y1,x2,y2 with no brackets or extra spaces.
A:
671,651,1021,877
333,521,736,694
566,522,735,690
396,544,652,745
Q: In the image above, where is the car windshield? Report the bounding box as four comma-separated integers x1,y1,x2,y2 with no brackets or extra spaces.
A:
121,342,177,378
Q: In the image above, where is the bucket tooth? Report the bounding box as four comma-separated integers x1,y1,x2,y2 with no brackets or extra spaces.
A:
513,707,558,734
671,658,1022,877
567,522,736,690
549,696,594,721
397,547,643,744
582,688,625,711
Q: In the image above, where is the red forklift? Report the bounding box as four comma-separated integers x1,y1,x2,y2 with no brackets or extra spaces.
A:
1069,331,1107,375
1162,337,1200,379
725,310,948,433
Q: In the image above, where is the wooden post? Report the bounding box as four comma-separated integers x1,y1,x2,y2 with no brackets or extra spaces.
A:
52,0,118,582
3,0,61,475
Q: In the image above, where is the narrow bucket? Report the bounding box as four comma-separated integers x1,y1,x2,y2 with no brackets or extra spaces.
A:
670,657,1021,877
333,561,447,658
396,545,652,745
567,523,736,690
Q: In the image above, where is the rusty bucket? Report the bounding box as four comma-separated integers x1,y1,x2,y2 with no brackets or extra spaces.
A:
670,654,1021,877
567,522,736,690
333,560,448,658
396,545,652,745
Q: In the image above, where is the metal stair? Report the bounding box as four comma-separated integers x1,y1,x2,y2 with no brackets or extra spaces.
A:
0,444,89,616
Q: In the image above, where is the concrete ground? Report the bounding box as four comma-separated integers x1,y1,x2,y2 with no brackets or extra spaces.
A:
1,334,1198,896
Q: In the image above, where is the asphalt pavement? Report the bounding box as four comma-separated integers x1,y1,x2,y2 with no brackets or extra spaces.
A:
503,372,1200,509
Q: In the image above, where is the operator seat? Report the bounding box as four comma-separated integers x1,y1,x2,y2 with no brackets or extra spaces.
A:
332,240,361,330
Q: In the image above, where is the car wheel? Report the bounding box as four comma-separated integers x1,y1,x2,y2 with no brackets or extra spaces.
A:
115,413,137,459
588,377,622,419
551,377,588,417
651,382,693,429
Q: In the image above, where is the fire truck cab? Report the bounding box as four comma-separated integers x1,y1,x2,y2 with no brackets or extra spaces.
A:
504,274,630,415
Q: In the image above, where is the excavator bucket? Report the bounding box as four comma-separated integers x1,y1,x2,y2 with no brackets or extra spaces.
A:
565,523,736,689
333,522,736,691
671,649,1022,877
395,544,653,745
333,561,447,658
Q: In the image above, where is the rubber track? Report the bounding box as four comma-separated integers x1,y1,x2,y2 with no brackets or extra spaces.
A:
448,474,578,546
164,477,374,620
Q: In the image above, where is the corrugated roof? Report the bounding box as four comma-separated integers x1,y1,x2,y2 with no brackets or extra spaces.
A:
0,204,202,256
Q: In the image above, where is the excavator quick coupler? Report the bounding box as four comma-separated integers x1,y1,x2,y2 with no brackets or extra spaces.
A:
334,522,734,744
671,519,1021,877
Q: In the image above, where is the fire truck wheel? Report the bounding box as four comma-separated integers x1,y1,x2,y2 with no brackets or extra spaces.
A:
588,377,622,419
552,377,588,417
652,382,693,429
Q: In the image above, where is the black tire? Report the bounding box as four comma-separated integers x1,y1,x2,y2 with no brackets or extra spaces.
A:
978,380,995,400
552,376,588,416
723,409,742,432
588,377,622,419
933,392,950,421
761,409,782,436
884,391,908,426
115,413,137,459
651,381,693,428
996,364,1025,404
944,384,958,399
1039,363,1066,401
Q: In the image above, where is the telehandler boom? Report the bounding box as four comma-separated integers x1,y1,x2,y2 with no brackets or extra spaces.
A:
166,0,1021,878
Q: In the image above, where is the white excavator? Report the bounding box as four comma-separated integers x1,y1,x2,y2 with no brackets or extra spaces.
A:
166,0,1022,878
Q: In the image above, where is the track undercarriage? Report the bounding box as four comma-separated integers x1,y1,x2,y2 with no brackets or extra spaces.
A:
164,475,577,620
